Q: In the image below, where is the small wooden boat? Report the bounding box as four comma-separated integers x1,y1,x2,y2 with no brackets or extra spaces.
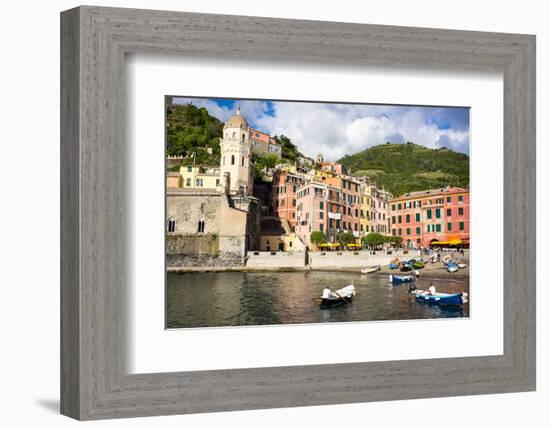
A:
446,263,459,273
458,262,467,269
389,274,415,284
412,261,425,269
414,290,468,306
319,284,356,308
361,265,381,274
442,255,459,265
399,262,413,272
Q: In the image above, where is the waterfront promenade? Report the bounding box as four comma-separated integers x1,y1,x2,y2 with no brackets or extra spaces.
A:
167,249,470,280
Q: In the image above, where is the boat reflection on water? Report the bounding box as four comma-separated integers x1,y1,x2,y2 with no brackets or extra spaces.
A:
166,271,469,329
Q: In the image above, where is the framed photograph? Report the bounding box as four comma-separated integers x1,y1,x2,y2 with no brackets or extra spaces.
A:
61,6,536,420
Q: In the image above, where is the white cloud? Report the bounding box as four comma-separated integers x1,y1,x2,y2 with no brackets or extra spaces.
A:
173,98,469,160
257,103,470,161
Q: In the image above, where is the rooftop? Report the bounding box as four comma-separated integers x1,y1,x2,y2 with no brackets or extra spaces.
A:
392,186,469,201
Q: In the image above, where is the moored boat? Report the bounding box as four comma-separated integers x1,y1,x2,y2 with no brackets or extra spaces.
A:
389,274,416,284
458,262,467,269
319,284,356,309
446,263,459,273
388,263,399,269
412,261,425,269
414,290,468,306
399,262,413,272
361,265,381,274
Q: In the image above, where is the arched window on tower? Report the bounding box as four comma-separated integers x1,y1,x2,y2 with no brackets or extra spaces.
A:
231,155,235,165
232,132,236,138
197,220,205,233
241,156,244,166
242,134,245,142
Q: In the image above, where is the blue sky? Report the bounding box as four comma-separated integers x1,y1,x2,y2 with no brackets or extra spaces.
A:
173,97,470,161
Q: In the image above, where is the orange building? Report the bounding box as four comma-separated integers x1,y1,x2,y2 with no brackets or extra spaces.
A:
389,187,470,248
272,170,305,228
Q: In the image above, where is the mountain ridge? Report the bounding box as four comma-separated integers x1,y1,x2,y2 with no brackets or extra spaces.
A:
338,142,469,197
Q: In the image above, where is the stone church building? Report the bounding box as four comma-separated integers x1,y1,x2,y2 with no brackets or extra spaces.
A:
166,108,261,267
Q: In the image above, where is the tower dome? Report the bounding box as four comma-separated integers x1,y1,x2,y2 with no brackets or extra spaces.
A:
224,106,248,130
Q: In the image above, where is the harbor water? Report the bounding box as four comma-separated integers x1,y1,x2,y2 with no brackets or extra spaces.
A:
166,271,469,329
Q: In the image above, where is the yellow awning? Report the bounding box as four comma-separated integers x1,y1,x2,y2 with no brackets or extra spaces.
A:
346,243,361,247
431,239,463,245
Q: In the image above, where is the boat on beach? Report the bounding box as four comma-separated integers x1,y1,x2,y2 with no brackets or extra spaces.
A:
319,284,356,308
414,290,468,306
361,265,381,274
411,261,425,269
446,263,459,273
389,274,416,284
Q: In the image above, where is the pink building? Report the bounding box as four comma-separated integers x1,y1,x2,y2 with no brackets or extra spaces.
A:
323,175,362,240
389,187,470,248
295,182,332,246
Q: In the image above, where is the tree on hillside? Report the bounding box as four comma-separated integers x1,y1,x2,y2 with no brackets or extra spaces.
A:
252,153,279,182
310,231,327,245
274,134,302,162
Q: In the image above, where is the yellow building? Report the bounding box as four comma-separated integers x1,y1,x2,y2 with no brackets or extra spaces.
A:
360,184,373,235
179,165,221,190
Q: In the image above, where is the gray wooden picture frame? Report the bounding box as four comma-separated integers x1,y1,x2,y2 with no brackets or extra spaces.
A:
60,5,536,420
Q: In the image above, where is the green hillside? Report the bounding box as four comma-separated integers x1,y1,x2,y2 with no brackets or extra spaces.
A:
339,142,469,197
166,103,224,166
166,103,302,171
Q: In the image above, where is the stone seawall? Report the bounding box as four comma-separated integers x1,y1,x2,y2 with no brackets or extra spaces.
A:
309,250,422,269
166,233,245,267
246,251,307,268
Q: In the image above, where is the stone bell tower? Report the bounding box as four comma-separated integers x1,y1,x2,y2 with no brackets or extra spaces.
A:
220,107,253,195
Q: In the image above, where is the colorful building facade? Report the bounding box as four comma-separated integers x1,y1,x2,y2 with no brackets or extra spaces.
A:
295,181,331,246
389,187,470,248
179,165,221,190
371,187,391,234
249,128,282,158
272,170,304,228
